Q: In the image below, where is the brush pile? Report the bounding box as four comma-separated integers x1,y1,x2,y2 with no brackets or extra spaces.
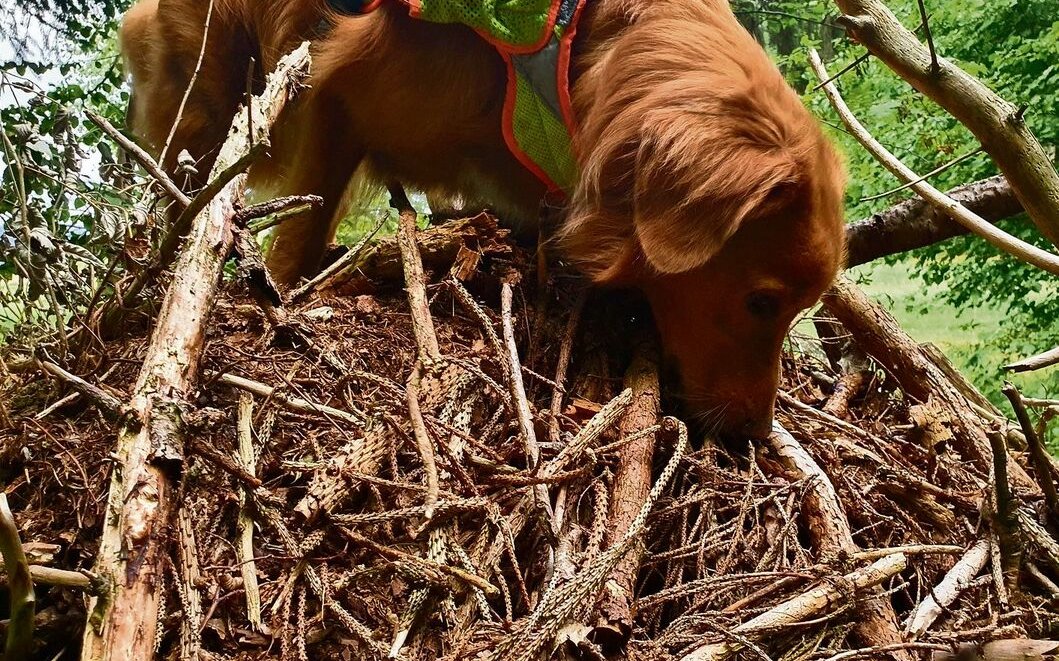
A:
2,46,1059,661
2,205,1059,661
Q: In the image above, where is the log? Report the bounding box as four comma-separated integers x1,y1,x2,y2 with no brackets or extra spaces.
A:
80,44,311,661
829,0,1059,248
680,554,909,661
845,175,1023,267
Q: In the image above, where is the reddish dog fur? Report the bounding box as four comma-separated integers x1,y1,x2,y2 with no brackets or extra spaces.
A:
121,0,846,438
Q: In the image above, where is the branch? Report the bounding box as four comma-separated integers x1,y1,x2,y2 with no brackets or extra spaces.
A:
829,0,1059,248
680,554,909,661
845,175,1022,267
81,43,311,661
1002,383,1059,522
1,493,35,661
1005,345,1059,374
809,49,1059,276
905,539,989,638
86,110,190,207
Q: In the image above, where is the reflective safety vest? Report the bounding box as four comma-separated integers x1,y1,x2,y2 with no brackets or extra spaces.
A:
332,0,586,194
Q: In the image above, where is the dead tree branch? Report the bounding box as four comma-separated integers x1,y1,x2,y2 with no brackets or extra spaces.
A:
845,175,1023,267
80,43,311,661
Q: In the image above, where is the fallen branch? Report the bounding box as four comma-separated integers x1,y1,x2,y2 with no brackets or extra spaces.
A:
905,539,990,638
1,493,35,661
680,554,909,661
288,212,386,303
235,394,263,631
80,43,311,661
1003,383,1059,522
845,175,1022,267
1005,345,1059,374
86,110,190,207
594,338,661,647
810,49,1059,275
36,359,131,422
215,372,365,426
987,430,1023,595
828,0,1059,248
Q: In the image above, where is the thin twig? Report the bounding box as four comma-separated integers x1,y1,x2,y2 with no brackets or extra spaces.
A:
158,0,215,166
859,147,982,202
916,0,940,75
86,110,190,207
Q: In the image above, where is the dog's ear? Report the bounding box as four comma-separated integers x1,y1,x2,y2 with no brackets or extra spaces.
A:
632,130,804,275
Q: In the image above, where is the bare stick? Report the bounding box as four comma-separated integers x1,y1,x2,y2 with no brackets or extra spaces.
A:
288,212,387,303
81,44,311,661
0,493,34,660
216,372,365,426
809,49,1059,275
547,292,586,444
859,147,981,203
1003,383,1059,521
829,0,1059,248
0,563,99,592
36,359,131,421
987,430,1023,594
1005,345,1059,373
905,539,989,638
86,110,190,207
766,422,910,656
235,394,263,631
390,184,440,363
680,554,908,661
595,339,661,643
157,0,215,167
407,362,440,520
502,283,540,467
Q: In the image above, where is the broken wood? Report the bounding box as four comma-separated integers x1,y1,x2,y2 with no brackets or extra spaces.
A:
680,553,909,661
79,43,311,661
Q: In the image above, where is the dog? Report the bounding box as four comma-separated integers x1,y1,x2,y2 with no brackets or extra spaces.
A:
120,0,846,439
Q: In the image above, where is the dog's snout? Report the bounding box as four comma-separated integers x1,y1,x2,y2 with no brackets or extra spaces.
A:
740,415,775,441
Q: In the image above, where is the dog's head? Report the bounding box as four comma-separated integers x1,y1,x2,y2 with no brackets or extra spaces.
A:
564,7,846,439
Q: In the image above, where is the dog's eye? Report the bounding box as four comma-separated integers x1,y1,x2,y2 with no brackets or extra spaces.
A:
746,292,781,319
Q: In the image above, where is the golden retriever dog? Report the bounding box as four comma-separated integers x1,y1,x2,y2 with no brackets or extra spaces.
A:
120,0,846,439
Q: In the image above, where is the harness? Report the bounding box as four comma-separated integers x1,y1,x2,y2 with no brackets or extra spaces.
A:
330,0,586,194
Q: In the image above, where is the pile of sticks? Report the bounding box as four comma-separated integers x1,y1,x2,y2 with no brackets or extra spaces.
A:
2,42,1059,661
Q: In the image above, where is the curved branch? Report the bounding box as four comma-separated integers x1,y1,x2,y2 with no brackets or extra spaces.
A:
829,1,1059,248
809,50,1059,276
